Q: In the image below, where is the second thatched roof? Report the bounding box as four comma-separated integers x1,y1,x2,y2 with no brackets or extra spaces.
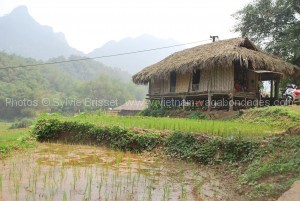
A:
132,37,300,84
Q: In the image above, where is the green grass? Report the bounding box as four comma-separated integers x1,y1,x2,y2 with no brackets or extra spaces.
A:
237,135,300,199
0,122,35,158
38,112,287,139
237,106,300,128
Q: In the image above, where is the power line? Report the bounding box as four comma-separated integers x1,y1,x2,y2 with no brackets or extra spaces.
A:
0,39,211,70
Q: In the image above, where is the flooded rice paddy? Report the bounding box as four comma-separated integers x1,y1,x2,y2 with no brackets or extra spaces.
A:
0,143,240,201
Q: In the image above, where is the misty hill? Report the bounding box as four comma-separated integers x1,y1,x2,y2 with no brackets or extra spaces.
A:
47,56,132,81
0,52,146,119
88,34,184,73
0,6,183,73
0,6,83,60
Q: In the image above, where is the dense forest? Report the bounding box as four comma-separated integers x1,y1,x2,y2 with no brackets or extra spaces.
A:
0,52,146,120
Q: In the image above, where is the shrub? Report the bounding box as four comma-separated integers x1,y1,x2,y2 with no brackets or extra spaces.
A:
165,132,258,164
187,112,206,119
32,119,162,152
10,118,33,129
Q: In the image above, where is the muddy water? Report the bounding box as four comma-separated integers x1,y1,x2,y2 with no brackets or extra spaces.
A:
0,143,240,201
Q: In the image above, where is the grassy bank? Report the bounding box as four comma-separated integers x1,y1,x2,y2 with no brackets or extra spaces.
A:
33,118,260,163
0,122,35,158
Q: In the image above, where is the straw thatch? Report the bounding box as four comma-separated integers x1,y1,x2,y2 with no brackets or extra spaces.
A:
113,100,147,111
133,37,300,84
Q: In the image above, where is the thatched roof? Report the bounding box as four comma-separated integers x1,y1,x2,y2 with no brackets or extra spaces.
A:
113,100,147,111
133,37,300,84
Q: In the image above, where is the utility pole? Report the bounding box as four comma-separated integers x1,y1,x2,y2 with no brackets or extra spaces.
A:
210,35,219,42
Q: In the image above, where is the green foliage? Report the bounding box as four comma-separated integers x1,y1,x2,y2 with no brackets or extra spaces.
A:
138,108,167,117
165,132,258,164
238,135,300,199
187,112,206,119
0,122,35,158
237,106,300,128
0,52,147,120
233,0,300,66
220,137,259,162
9,118,34,129
33,119,162,152
240,135,300,183
33,119,65,141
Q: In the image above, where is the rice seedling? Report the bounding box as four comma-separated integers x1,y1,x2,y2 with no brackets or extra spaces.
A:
87,173,92,201
0,173,2,194
33,169,38,194
131,175,136,194
63,191,67,201
44,113,284,138
180,182,187,200
0,142,238,201
162,181,170,201
105,193,109,201
72,167,77,190
18,168,23,181
147,180,153,200
15,179,20,200
98,176,103,199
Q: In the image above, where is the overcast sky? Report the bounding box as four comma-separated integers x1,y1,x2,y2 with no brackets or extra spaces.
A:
0,0,251,53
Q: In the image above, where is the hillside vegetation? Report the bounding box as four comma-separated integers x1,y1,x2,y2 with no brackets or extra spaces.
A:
0,52,146,120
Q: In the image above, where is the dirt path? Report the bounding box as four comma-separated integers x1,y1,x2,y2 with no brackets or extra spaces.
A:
277,180,300,201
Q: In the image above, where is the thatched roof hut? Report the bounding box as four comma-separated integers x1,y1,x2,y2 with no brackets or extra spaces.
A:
113,100,147,116
113,100,147,111
133,37,299,85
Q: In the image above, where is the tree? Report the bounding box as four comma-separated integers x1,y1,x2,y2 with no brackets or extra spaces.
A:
233,0,300,66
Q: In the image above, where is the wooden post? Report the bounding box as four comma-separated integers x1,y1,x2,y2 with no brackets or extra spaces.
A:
207,94,212,112
229,93,233,111
148,98,152,109
274,79,279,99
160,97,164,109
258,74,261,107
182,97,186,110
270,80,274,98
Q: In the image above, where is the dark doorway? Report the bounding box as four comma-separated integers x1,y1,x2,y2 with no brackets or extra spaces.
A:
170,71,176,92
192,69,201,91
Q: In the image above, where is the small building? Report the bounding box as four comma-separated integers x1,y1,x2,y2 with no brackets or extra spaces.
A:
113,100,147,115
132,38,300,110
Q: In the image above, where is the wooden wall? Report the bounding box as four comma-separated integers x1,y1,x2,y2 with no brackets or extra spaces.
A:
176,73,190,93
199,65,234,92
162,78,170,94
247,70,257,92
150,77,171,95
149,78,161,94
149,65,235,95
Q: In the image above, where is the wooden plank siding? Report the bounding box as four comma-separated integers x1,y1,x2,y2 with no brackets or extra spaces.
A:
149,78,161,95
198,65,234,92
176,73,190,93
148,65,261,98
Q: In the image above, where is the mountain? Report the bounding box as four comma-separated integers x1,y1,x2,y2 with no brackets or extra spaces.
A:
0,6,83,60
88,34,184,74
0,6,183,73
